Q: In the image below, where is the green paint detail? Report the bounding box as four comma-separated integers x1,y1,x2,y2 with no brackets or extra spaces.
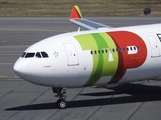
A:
88,33,106,85
74,32,118,86
74,5,82,18
100,33,118,77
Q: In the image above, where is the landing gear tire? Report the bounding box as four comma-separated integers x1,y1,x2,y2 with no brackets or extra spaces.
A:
52,87,68,109
56,99,67,109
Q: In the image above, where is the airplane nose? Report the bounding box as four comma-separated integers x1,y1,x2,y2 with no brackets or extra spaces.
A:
13,59,28,79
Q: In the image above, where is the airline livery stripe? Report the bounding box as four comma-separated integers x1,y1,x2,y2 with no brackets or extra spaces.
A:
75,32,119,86
107,31,147,83
75,31,147,86
100,33,118,78
84,33,106,86
74,6,82,18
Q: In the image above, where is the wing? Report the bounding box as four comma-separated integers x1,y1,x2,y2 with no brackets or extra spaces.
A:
69,5,112,30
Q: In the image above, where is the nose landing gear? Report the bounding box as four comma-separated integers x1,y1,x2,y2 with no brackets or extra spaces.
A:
57,99,67,109
52,87,67,109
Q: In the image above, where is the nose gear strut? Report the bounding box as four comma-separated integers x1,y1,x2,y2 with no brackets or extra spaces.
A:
52,87,67,109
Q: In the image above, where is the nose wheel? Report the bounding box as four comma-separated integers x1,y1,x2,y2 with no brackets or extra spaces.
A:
52,87,68,109
56,99,67,109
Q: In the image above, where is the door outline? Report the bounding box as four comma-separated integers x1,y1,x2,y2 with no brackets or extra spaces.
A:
64,43,79,66
147,35,160,58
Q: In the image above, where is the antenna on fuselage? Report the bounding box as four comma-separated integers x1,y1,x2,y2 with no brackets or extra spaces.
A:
77,27,80,32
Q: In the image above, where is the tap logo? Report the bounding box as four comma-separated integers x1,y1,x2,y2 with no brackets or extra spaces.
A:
75,31,147,86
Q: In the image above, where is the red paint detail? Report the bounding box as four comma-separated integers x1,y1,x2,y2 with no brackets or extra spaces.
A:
111,47,126,83
107,31,147,83
70,7,81,19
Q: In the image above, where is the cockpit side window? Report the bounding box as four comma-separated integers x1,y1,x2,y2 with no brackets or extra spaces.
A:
41,52,49,58
21,52,26,58
35,52,42,58
25,53,35,58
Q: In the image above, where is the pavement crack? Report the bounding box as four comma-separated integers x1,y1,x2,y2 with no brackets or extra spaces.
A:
71,88,85,101
127,85,159,120
0,83,22,99
46,88,85,120
0,83,22,100
6,87,50,120
86,85,123,120
28,88,50,105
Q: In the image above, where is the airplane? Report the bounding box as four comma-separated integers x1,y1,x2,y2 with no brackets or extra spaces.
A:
13,5,161,109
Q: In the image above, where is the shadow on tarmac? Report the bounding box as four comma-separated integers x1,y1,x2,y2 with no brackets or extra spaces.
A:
5,83,161,110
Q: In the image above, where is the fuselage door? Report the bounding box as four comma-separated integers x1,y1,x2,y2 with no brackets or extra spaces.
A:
147,35,160,57
64,43,79,66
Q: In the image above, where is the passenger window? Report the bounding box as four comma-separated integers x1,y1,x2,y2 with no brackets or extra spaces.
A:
25,53,35,58
41,52,49,58
94,50,97,54
134,47,136,50
90,51,93,54
102,50,104,54
21,52,26,58
112,49,115,52
137,47,140,50
130,47,132,51
105,49,108,53
98,50,100,54
36,52,42,58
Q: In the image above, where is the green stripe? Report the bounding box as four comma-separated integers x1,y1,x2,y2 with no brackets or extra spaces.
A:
74,5,82,18
74,32,119,87
84,33,108,86
100,33,118,77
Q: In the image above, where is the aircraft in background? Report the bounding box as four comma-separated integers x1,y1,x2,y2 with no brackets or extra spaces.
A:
13,5,161,109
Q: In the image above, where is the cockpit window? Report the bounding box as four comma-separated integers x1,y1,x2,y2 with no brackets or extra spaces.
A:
21,51,48,58
21,52,26,58
41,52,49,58
35,52,42,58
25,53,35,58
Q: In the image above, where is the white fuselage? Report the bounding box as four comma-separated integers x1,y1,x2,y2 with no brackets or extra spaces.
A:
14,24,161,88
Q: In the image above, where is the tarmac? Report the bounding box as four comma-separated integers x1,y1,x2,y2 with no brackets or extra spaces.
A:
0,17,161,120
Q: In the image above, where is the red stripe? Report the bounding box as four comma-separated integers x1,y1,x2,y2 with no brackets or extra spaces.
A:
70,7,81,19
107,31,147,83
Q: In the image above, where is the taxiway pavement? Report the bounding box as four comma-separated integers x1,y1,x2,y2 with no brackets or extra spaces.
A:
0,17,161,120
